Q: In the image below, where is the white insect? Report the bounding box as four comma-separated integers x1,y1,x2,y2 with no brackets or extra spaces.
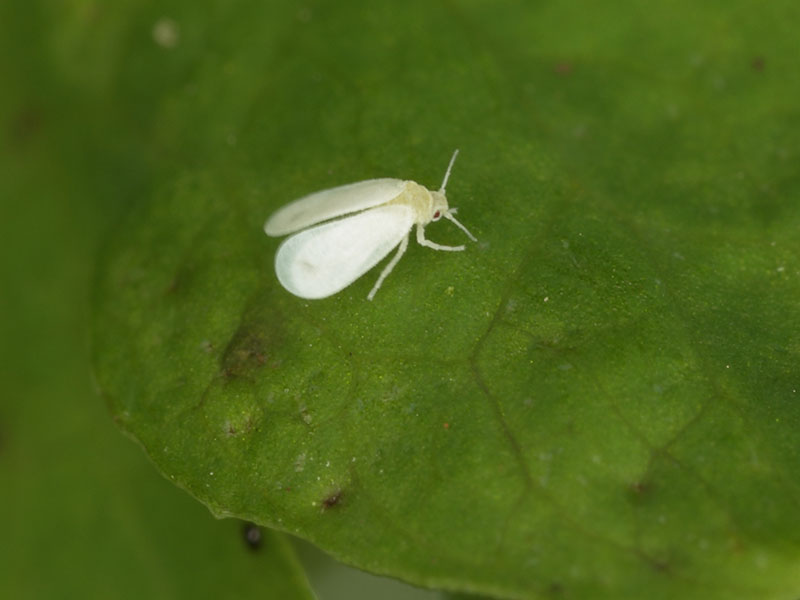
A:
264,150,476,300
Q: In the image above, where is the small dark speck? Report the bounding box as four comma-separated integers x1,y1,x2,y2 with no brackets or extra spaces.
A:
648,556,670,573
554,62,573,75
627,480,653,505
321,489,343,510
548,581,564,597
242,522,262,550
751,56,765,71
8,105,42,146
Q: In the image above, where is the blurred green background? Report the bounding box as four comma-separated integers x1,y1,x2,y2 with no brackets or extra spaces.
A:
3,0,800,599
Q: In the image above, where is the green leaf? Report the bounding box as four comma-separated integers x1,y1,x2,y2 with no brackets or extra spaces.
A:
92,1,800,598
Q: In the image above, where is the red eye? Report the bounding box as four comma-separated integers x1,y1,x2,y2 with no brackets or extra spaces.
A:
433,210,441,220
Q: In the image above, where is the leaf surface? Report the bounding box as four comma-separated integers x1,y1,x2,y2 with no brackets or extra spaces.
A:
92,1,800,598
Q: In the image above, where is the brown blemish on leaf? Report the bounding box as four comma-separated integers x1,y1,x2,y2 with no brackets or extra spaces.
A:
547,581,564,597
164,261,196,296
650,558,670,572
221,323,283,379
321,489,343,511
627,479,653,505
224,414,256,437
554,61,573,76
8,104,43,147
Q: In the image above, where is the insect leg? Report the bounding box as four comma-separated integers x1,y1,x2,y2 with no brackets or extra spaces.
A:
416,223,465,251
367,234,410,301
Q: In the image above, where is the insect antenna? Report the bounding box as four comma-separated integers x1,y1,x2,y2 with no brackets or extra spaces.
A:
444,210,477,242
439,149,460,193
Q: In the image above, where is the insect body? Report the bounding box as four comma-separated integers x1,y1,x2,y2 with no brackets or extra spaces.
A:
264,150,476,300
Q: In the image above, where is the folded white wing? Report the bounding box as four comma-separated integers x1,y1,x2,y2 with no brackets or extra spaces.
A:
265,178,407,236
274,205,414,299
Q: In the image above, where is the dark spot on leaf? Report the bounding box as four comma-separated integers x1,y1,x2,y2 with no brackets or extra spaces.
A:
225,412,256,437
653,559,670,572
7,104,43,147
554,62,573,75
321,489,343,511
547,581,564,597
242,522,262,550
751,56,765,71
164,261,197,296
627,480,653,505
641,552,671,573
221,325,281,379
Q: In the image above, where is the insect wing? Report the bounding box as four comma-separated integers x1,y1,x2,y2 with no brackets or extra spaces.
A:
264,178,407,236
275,205,414,299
